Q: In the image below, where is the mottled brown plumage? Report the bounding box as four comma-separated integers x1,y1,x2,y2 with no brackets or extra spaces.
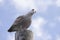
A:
8,9,36,32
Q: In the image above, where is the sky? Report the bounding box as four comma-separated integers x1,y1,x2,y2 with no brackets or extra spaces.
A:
0,0,60,40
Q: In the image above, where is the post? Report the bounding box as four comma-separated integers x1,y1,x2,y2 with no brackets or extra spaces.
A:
15,30,33,40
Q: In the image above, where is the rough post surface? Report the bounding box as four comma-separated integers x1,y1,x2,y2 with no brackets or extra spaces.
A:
15,30,33,40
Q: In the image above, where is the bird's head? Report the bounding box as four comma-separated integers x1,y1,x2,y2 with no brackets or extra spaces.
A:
24,9,36,19
25,9,36,17
30,9,36,15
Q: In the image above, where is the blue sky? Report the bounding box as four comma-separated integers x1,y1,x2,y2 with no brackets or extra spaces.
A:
0,0,60,40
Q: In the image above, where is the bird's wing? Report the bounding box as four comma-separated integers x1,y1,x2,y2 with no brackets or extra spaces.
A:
8,16,24,32
12,16,24,26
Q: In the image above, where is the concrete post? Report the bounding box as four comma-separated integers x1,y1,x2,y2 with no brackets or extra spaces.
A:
15,30,33,40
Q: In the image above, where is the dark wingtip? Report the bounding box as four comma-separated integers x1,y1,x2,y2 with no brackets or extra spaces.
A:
8,29,12,32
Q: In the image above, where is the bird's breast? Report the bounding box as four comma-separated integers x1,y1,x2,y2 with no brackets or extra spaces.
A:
21,19,31,28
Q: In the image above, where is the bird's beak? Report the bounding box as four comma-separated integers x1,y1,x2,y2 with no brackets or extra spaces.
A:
31,9,36,15
32,9,36,13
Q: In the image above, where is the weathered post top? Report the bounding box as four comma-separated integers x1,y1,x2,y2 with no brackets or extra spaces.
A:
15,30,33,40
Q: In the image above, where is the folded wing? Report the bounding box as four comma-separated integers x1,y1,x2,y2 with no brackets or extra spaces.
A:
8,16,24,32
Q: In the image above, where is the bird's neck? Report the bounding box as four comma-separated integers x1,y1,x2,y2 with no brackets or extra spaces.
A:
24,16,31,20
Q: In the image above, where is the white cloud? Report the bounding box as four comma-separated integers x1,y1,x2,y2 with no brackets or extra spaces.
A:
29,17,52,40
37,0,53,12
0,0,4,6
30,17,47,37
56,35,60,40
56,0,60,7
54,16,60,22
39,30,52,40
57,16,60,22
48,22,56,28
7,34,15,40
0,0,3,3
0,21,3,31
0,20,3,27
12,0,37,11
41,33,52,40
11,0,53,12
